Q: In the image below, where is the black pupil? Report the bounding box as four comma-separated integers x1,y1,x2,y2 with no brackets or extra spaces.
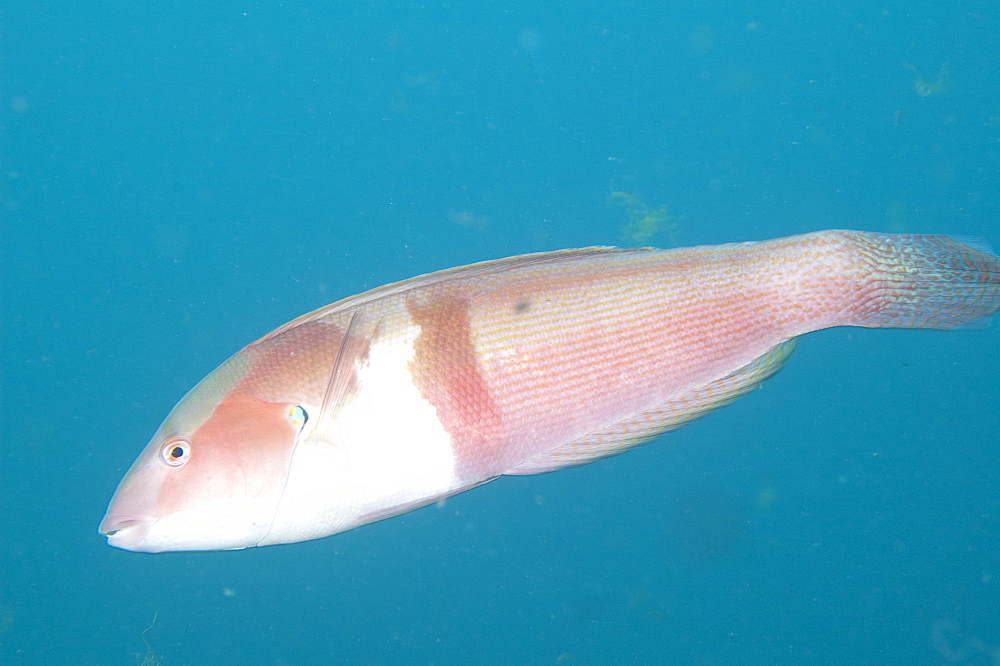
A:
170,446,185,459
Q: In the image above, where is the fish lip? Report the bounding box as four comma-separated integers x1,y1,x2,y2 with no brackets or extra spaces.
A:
100,518,141,536
99,514,143,536
99,514,154,550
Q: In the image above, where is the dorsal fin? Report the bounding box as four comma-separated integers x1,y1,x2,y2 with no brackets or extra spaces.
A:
257,247,630,345
504,338,798,475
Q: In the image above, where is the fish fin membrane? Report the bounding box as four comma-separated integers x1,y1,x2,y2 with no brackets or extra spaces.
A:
504,338,798,475
314,308,381,441
849,233,1000,330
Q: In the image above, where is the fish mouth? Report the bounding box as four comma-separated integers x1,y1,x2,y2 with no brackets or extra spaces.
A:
99,514,154,551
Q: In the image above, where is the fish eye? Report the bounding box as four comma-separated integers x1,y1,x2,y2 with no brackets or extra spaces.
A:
288,405,308,430
159,437,191,467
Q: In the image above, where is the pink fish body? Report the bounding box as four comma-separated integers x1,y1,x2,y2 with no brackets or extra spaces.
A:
100,230,1000,552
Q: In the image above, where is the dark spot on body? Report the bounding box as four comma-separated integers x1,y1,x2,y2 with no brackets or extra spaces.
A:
514,299,532,313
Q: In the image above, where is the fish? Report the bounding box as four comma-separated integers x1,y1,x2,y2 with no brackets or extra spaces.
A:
99,230,1000,552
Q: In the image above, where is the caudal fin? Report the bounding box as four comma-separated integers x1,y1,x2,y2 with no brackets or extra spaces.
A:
849,232,1000,330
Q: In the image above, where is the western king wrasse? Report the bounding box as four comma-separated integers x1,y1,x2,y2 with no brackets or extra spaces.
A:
99,230,999,552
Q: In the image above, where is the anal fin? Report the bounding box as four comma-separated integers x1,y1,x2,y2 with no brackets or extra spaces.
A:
504,338,798,475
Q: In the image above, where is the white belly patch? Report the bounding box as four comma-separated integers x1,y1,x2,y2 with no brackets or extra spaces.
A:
263,321,459,544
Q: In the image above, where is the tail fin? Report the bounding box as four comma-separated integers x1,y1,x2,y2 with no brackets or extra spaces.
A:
848,232,1000,330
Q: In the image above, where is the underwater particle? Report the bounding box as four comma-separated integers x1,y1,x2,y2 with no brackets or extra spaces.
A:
755,485,776,511
688,25,715,54
390,94,410,114
138,612,161,666
406,71,442,92
0,605,13,635
668,486,747,562
223,587,237,597
905,63,949,97
885,200,908,233
516,28,544,55
929,618,999,663
447,209,489,230
627,586,652,608
626,585,671,625
609,191,679,245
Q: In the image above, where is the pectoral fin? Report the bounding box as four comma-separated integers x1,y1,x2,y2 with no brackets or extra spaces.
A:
311,308,382,444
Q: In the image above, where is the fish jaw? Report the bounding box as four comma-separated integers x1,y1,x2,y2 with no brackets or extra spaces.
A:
99,447,278,552
99,508,268,553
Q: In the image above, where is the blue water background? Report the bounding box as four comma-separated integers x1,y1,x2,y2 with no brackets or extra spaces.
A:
3,3,999,664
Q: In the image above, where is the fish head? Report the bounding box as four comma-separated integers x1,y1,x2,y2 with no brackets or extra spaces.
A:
99,353,307,553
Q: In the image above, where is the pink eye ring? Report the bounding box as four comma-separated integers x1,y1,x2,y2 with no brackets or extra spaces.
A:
160,437,191,467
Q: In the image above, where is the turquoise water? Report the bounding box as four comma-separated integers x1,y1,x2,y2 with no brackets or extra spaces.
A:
3,3,999,664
